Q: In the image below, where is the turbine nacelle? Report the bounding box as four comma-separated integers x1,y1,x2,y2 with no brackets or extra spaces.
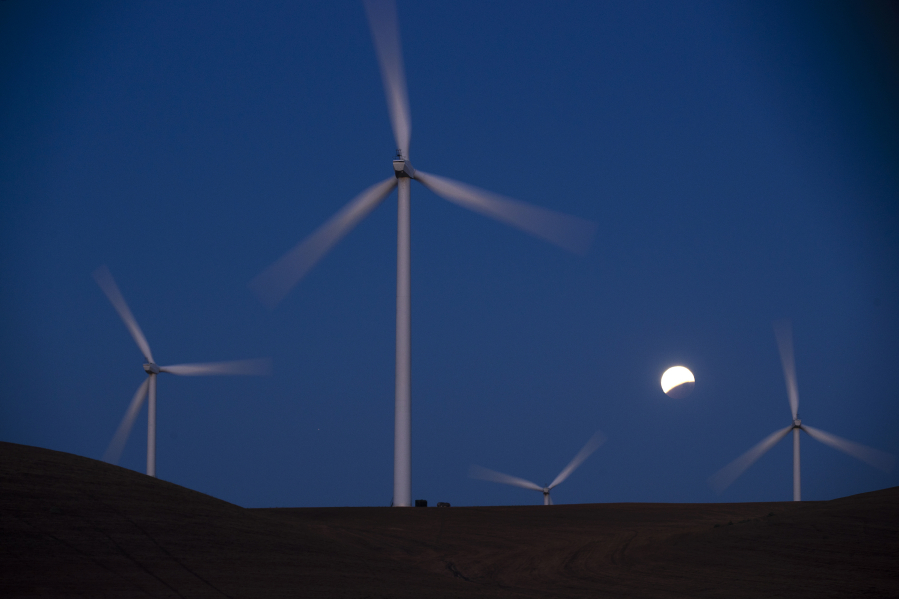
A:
143,362,160,374
392,157,415,179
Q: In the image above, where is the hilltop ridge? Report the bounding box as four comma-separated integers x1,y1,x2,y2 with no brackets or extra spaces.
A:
1,441,897,598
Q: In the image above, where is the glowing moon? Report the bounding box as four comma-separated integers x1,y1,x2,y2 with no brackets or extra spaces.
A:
661,366,695,398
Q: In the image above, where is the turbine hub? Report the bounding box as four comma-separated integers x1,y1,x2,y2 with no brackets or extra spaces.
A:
793,418,801,427
143,362,160,374
393,156,415,179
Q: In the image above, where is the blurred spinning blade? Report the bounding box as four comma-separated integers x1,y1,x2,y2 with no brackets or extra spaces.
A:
250,177,397,309
363,0,411,157
93,265,154,363
469,465,543,491
160,358,272,377
415,170,596,254
103,378,150,465
709,425,793,493
802,425,895,472
773,319,799,420
549,430,606,489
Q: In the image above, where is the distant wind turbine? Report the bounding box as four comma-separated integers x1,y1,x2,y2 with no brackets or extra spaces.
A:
249,0,596,507
470,431,605,505
94,265,271,477
709,320,894,500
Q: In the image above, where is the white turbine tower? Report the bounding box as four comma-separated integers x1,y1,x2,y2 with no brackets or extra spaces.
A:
470,431,605,505
710,320,894,501
249,0,596,507
94,265,271,477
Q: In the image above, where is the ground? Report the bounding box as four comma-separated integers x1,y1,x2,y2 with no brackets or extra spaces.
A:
1,441,897,598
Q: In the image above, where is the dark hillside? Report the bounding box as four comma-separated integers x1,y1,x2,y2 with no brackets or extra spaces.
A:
2,442,897,598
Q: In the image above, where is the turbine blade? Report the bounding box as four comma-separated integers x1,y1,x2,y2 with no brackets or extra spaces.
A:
469,465,543,491
93,265,154,363
801,425,895,472
415,170,596,254
549,430,606,489
548,494,554,506
102,378,150,465
709,425,793,493
363,0,411,157
249,177,397,309
773,319,799,420
159,358,272,377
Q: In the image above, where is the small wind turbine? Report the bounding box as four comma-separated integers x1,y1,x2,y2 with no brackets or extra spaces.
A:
470,431,605,505
94,265,271,477
250,0,596,507
710,319,894,501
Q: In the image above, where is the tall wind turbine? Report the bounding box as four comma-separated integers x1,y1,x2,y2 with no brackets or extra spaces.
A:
249,0,596,507
94,265,271,477
470,431,605,505
710,320,894,500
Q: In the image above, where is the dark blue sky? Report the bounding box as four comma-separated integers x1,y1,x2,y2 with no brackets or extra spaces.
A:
2,0,897,508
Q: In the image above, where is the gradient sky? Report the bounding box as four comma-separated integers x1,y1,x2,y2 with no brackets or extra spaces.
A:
2,0,898,509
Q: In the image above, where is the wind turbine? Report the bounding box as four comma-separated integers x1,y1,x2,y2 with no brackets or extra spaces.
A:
709,320,894,501
94,265,271,477
470,431,605,505
249,0,596,507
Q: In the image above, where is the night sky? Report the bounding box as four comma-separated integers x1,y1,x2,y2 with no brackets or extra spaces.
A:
2,0,897,508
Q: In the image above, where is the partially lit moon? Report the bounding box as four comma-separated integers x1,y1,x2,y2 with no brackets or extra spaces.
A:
661,366,695,398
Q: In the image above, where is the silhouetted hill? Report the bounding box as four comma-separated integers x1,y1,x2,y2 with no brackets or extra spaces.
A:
2,441,897,597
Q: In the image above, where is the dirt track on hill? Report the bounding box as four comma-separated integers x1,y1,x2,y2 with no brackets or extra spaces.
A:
2,441,897,598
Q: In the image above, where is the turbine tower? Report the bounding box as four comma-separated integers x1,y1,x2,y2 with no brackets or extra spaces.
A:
94,266,271,477
710,320,894,500
249,0,595,506
470,431,605,505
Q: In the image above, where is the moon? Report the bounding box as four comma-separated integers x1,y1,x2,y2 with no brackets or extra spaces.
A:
661,366,695,398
